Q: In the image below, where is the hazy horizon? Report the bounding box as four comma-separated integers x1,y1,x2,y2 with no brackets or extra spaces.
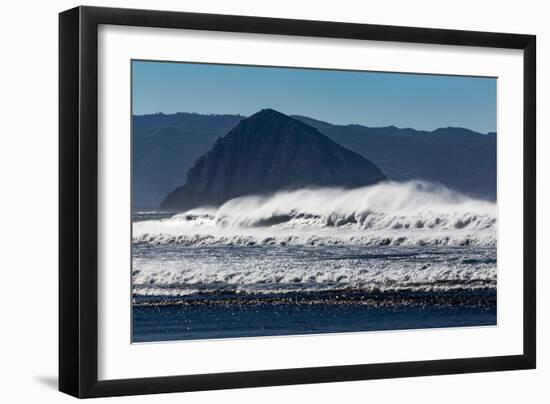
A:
132,108,496,134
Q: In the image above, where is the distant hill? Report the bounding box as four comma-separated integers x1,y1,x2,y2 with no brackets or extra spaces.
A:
292,115,496,200
132,111,496,209
160,109,386,211
133,112,244,208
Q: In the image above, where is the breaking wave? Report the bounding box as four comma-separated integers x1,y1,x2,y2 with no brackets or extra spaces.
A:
133,181,496,247
132,250,497,297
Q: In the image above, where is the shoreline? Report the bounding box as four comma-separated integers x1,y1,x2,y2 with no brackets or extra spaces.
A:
132,288,496,308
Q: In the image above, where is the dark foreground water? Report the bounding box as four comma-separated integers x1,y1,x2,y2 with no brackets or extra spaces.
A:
132,290,496,342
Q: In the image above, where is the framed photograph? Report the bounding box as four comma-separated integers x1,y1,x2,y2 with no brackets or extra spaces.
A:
59,6,536,398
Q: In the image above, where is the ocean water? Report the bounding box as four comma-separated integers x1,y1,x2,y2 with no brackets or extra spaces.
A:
132,182,497,342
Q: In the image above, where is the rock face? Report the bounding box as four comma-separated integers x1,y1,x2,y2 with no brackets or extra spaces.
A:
160,109,386,211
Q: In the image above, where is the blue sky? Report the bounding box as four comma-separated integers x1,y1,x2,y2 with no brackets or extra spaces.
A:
132,60,497,133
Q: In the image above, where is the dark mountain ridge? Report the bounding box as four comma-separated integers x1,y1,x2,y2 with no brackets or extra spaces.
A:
132,111,496,209
160,109,386,211
133,112,245,208
291,115,496,200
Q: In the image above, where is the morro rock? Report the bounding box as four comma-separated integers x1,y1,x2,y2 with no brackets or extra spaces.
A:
160,109,386,211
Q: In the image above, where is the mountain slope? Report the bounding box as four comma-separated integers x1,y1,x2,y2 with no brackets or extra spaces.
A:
133,112,244,208
292,115,496,199
160,109,386,211
132,111,496,209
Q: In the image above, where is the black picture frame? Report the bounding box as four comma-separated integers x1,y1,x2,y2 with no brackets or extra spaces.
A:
59,5,536,398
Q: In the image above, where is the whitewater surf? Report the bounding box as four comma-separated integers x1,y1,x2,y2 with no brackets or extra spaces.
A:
132,181,497,341
134,181,496,247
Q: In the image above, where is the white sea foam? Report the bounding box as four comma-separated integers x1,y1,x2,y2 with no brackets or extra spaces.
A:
132,244,496,296
133,181,496,247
